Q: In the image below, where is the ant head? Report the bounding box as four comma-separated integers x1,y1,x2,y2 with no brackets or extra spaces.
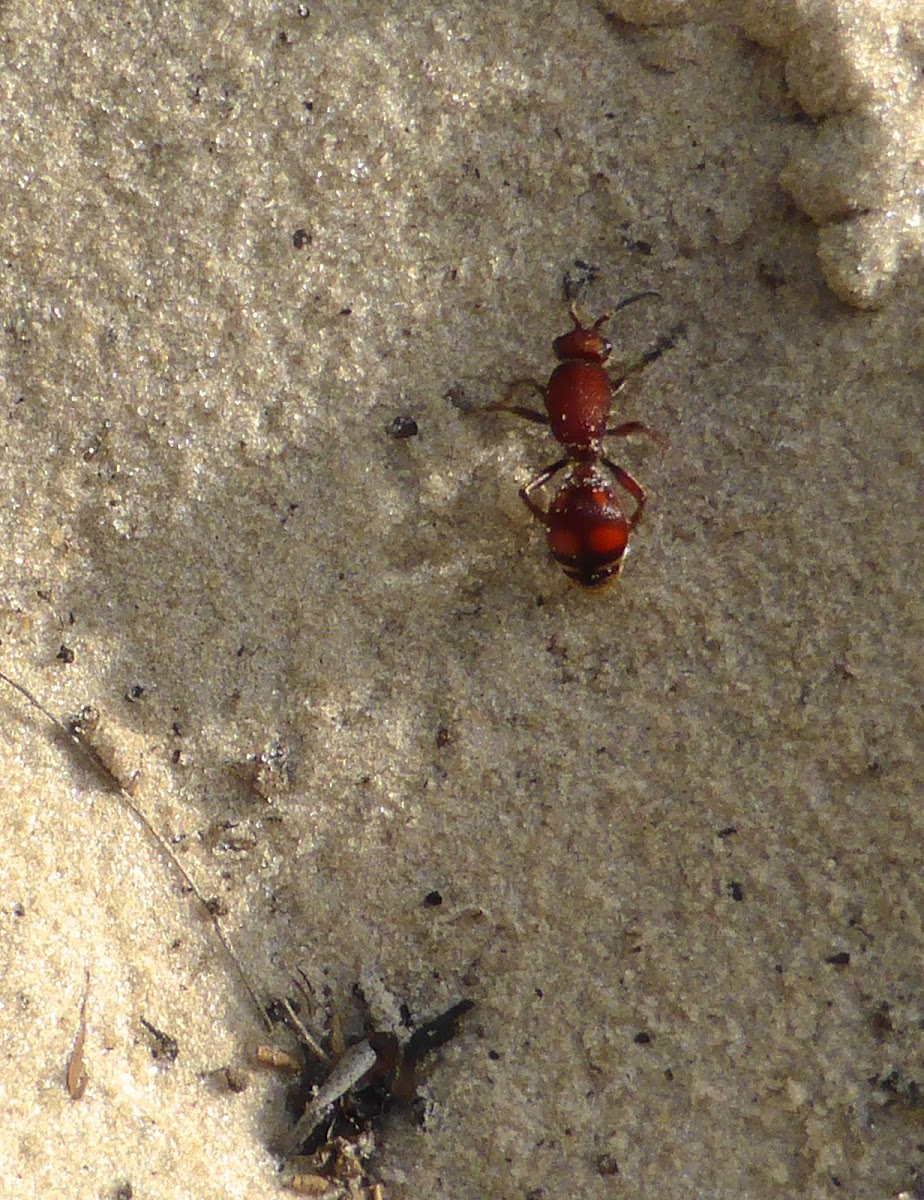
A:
554,290,660,365
553,320,612,365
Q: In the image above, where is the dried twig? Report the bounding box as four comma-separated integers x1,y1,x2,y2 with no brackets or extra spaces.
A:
0,668,271,1030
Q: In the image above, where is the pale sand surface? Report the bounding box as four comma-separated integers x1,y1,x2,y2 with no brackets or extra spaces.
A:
1,4,921,1199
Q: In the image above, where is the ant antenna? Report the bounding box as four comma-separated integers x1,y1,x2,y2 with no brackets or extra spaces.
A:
594,290,661,328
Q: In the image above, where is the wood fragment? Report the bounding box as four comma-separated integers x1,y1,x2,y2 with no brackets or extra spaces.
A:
255,1044,302,1073
286,1174,341,1196
65,967,91,1100
280,994,329,1064
277,1039,379,1158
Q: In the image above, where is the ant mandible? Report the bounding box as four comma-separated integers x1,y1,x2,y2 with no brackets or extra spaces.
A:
482,291,666,587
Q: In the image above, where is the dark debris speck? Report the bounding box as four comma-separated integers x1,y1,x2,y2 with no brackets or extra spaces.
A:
386,415,418,439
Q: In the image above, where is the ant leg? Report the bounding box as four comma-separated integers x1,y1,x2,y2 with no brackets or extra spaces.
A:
519,457,569,527
606,420,668,449
610,347,665,393
503,377,547,405
602,457,647,530
481,377,548,424
610,323,681,396
483,402,547,424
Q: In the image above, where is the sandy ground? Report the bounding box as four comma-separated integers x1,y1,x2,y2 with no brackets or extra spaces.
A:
0,3,921,1199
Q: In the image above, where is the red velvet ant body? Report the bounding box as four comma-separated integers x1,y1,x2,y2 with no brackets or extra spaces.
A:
485,293,665,587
